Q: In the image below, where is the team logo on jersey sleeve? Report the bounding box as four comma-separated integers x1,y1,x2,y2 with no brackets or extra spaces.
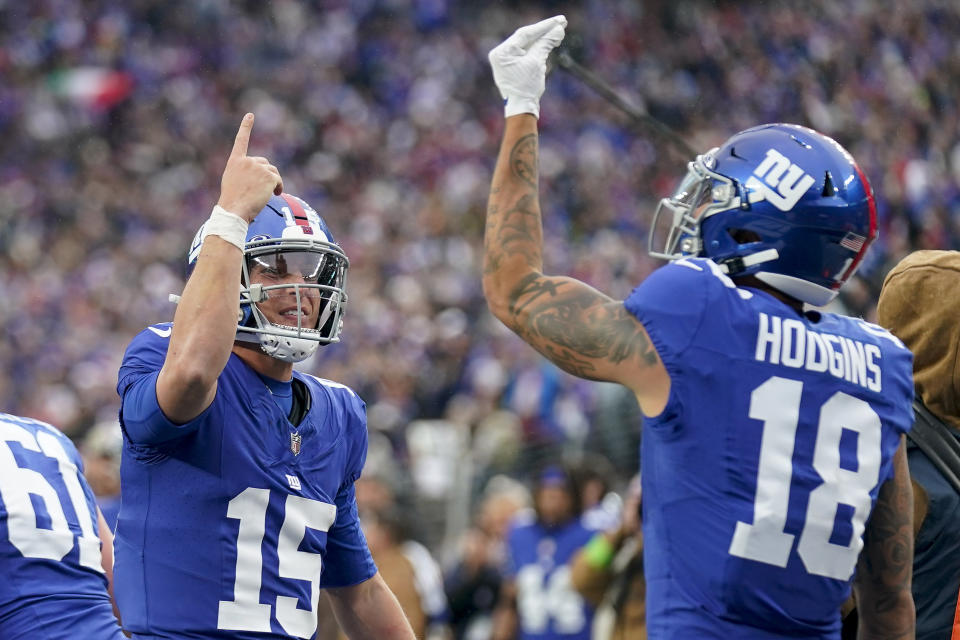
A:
290,431,302,456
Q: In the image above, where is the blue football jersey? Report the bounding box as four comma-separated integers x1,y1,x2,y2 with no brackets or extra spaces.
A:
114,324,377,639
0,412,125,639
624,259,914,639
504,511,600,640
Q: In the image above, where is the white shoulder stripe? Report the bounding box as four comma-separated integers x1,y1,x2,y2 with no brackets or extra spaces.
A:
307,375,357,397
674,258,703,271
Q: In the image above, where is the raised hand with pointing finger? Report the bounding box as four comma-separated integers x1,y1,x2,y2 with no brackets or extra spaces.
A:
112,112,416,639
217,113,283,223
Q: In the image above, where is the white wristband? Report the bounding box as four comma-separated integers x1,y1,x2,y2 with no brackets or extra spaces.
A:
504,95,541,119
202,205,249,250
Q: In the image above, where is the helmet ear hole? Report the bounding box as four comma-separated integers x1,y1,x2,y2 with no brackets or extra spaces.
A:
728,228,762,244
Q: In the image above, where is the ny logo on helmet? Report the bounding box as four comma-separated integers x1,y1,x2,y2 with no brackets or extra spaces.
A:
745,148,816,212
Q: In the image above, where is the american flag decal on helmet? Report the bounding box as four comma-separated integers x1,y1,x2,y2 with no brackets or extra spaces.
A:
840,232,866,252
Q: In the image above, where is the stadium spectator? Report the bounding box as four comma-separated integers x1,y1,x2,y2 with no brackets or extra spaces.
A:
569,476,645,640
571,452,621,531
79,416,123,531
446,476,530,640
491,464,601,640
359,507,453,640
877,250,960,640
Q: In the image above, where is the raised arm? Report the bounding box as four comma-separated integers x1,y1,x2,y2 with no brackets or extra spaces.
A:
482,19,667,414
157,113,282,423
853,435,914,640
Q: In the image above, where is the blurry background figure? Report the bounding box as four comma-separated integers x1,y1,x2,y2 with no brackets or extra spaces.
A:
491,465,602,640
80,416,123,531
355,507,453,640
571,452,622,531
322,466,452,640
877,250,960,640
446,476,530,640
570,476,645,640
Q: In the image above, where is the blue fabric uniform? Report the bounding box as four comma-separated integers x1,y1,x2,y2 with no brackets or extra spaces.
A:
908,436,960,640
0,412,125,640
624,259,914,639
504,511,600,640
114,324,376,639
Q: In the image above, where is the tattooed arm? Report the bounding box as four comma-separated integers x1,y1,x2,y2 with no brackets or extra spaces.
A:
482,115,669,415
853,435,915,640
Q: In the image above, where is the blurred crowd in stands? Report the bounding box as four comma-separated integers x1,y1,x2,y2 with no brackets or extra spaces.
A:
1,0,958,636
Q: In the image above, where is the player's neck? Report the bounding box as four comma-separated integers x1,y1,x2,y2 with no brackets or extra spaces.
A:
733,275,805,315
232,343,294,381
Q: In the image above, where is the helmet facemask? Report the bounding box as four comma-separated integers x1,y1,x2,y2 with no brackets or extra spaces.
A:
237,238,349,363
648,148,739,260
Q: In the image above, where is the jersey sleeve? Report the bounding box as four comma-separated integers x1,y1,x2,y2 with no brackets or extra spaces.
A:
623,259,713,368
319,388,377,588
318,481,377,588
116,325,213,445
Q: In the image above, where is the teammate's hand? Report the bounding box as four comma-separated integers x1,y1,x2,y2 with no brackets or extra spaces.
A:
217,113,283,222
488,15,567,119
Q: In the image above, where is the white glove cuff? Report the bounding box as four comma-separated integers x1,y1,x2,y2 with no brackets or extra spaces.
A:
202,205,249,250
505,95,541,119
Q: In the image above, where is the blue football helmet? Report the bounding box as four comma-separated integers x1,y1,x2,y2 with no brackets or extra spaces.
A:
649,123,877,306
187,194,348,362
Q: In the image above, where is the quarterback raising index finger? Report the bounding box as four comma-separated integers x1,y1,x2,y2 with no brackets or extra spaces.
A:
112,114,416,640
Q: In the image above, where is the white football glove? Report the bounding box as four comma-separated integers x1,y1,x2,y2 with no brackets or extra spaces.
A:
488,15,567,119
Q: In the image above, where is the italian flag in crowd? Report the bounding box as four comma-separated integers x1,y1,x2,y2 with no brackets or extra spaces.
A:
47,67,133,110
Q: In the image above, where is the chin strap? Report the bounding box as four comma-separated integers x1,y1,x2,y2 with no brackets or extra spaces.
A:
717,248,780,275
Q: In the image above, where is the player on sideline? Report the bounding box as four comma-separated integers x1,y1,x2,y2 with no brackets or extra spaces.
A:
483,16,914,640
492,465,601,640
113,114,416,639
0,412,125,639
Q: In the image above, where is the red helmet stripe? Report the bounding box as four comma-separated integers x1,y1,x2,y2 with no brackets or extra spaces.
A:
281,194,311,229
839,163,878,283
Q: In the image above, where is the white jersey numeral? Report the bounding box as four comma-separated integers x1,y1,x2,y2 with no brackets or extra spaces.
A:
0,419,102,571
217,488,336,638
728,377,802,566
728,376,882,580
516,564,586,634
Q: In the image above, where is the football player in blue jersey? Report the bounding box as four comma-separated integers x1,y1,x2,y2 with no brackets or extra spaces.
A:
113,113,415,640
492,466,601,640
0,412,125,639
483,16,915,640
